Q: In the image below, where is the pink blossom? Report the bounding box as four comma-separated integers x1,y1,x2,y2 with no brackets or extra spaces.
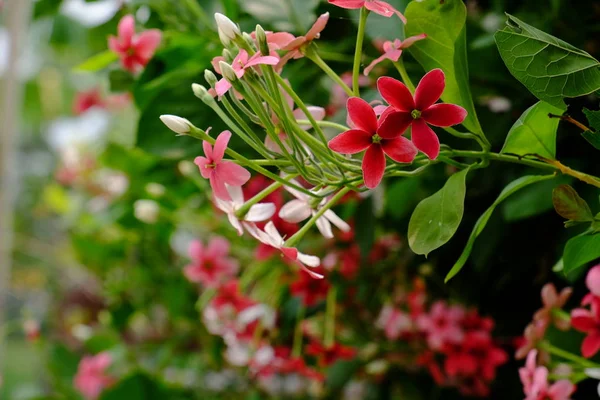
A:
586,264,600,297
571,297,600,358
183,237,239,288
328,0,407,22
108,15,162,73
376,305,413,339
278,13,329,68
213,184,276,236
73,352,114,400
520,350,575,400
416,301,465,350
533,283,572,330
194,130,251,201
73,89,105,115
364,35,426,75
516,319,548,360
214,50,279,97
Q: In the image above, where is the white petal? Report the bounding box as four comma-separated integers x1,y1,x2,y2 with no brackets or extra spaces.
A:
315,215,334,239
160,115,191,134
323,209,351,232
264,221,284,245
279,199,311,223
283,179,309,201
585,368,600,379
227,213,244,235
245,202,276,222
297,251,320,268
227,184,245,207
214,197,233,213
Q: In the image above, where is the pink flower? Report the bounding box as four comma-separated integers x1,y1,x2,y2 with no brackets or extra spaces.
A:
571,297,600,358
73,352,114,400
416,301,465,350
377,69,467,159
515,319,548,360
73,89,105,115
364,35,426,75
376,305,413,339
533,283,572,330
250,30,296,51
183,237,239,288
108,15,162,73
520,350,575,400
586,264,600,297
194,130,251,201
214,50,279,97
278,13,329,67
213,184,276,236
328,0,407,22
328,97,418,189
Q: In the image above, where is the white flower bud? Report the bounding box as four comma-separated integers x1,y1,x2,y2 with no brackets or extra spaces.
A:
192,83,215,103
218,61,238,83
160,115,191,134
215,13,240,46
134,199,160,224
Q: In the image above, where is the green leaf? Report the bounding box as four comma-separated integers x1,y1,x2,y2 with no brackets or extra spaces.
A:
109,70,135,93
494,14,600,110
582,108,600,150
404,0,483,135
582,130,600,150
501,101,563,158
552,184,594,222
563,234,600,276
74,50,119,72
408,168,470,256
445,174,555,282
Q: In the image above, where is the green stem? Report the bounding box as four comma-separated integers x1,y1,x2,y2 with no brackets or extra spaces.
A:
284,187,351,247
444,150,558,171
295,119,349,132
307,50,353,97
393,59,415,93
352,7,369,96
541,342,600,369
292,305,305,358
325,286,337,348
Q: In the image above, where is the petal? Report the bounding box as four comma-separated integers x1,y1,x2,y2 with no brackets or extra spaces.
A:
283,179,310,201
229,213,244,235
245,203,276,222
188,239,204,260
328,129,373,154
315,215,334,239
210,173,231,201
245,54,280,68
411,119,440,159
541,283,558,307
213,131,232,162
297,251,321,267
377,77,415,112
228,184,245,206
571,309,597,332
212,56,225,74
133,29,162,60
582,332,600,358
281,247,299,261
365,0,394,17
328,0,365,9
266,32,296,50
548,380,575,398
415,68,445,110
108,36,126,54
381,136,418,163
422,103,467,127
279,199,312,223
364,53,392,76
194,156,212,179
377,111,413,139
362,145,386,189
206,236,230,258
306,12,329,41
300,265,324,279
347,97,377,133
264,221,284,245
293,106,326,127
587,265,600,297
401,33,427,49
323,209,351,232
218,162,251,187
117,15,135,47
215,78,232,97
203,140,213,159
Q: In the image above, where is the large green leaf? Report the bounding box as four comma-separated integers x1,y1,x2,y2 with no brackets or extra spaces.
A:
445,174,555,282
501,101,563,158
408,168,469,256
495,14,600,110
404,0,483,135
563,234,600,277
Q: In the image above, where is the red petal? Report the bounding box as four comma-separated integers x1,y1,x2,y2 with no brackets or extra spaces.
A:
582,332,600,358
281,247,299,261
381,136,418,163
571,309,598,332
415,69,445,110
133,29,162,60
362,145,386,189
411,119,440,159
347,97,377,133
329,130,373,154
377,77,415,112
377,111,413,139
328,0,365,9
422,103,467,127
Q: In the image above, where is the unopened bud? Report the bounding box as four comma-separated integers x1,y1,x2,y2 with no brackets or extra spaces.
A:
222,49,233,62
255,25,269,56
214,13,240,46
219,61,238,83
192,83,216,104
242,32,255,48
160,114,191,134
204,69,218,87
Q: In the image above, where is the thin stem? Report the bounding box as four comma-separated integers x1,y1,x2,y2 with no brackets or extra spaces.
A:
541,342,600,369
393,59,415,93
324,286,337,348
295,119,349,132
306,50,353,97
549,113,590,132
352,7,369,96
284,187,351,247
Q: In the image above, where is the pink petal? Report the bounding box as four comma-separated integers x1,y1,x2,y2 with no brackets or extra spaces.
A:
188,239,204,260
587,265,600,297
213,131,231,162
362,144,386,189
571,309,597,332
133,29,162,60
234,50,249,66
411,119,440,159
377,77,415,112
328,129,373,154
266,32,296,50
415,68,445,110
373,105,389,116
547,380,575,398
117,15,135,47
347,97,377,133
306,12,329,41
377,111,413,139
293,106,326,123
206,236,230,259
245,54,280,69
541,283,558,307
281,247,299,261
215,79,232,97
210,173,231,201
371,1,407,23
401,33,427,49
194,156,213,179
381,136,417,163
212,56,225,74
328,0,365,9
300,264,325,279
217,161,251,187
203,140,213,159
364,53,393,76
108,36,126,54
282,37,307,51
422,103,467,127
582,332,600,358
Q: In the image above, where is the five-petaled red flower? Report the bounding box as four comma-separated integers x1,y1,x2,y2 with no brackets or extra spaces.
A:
328,97,417,189
378,69,467,160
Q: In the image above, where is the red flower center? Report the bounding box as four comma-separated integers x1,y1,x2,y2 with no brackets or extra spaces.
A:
411,109,422,119
372,133,382,144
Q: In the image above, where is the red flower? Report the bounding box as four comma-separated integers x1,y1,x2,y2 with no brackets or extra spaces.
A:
377,69,467,159
305,340,356,367
108,15,162,73
328,97,417,189
290,269,330,306
571,297,600,358
328,0,406,23
73,89,105,115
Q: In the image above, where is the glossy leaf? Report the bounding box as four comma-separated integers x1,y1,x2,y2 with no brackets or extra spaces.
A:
408,168,469,256
404,0,483,135
446,174,555,282
552,184,594,222
563,234,600,276
501,101,562,158
495,14,600,110
74,50,119,72
582,108,600,150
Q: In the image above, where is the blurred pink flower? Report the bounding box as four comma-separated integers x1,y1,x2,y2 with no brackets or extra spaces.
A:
376,305,413,339
184,237,239,288
73,89,106,115
73,352,114,400
519,350,575,400
195,130,251,201
364,35,426,75
108,15,162,73
515,319,548,360
416,301,465,350
533,283,572,330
